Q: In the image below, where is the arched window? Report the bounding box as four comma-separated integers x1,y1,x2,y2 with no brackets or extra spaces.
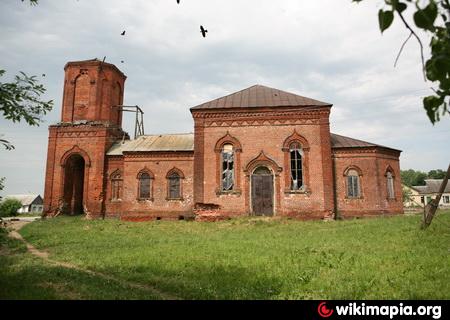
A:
138,172,151,199
386,171,395,199
111,171,123,201
222,144,234,191
346,169,361,198
289,142,303,190
168,172,181,199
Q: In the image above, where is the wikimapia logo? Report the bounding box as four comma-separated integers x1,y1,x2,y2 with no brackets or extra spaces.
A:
317,301,442,319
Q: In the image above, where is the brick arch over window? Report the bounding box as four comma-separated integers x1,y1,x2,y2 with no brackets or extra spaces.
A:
214,131,242,152
243,151,282,215
137,168,154,200
343,165,363,177
282,131,310,193
384,165,395,176
343,165,363,199
166,167,184,200
60,145,91,167
215,132,242,195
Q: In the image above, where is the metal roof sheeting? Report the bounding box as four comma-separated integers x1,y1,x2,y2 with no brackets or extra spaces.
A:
412,179,450,194
190,85,331,110
107,133,194,155
107,132,399,155
330,133,401,152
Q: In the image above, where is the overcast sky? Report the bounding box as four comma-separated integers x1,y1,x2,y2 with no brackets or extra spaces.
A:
0,0,449,196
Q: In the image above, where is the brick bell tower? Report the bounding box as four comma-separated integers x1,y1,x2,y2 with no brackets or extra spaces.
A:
43,59,127,218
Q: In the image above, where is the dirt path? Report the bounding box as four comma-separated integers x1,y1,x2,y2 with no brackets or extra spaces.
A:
6,221,180,300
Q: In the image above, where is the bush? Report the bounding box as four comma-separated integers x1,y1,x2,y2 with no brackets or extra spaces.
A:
0,198,22,217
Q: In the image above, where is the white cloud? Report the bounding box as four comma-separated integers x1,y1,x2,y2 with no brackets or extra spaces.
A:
0,0,448,195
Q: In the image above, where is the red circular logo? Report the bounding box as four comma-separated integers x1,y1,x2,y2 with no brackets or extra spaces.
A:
318,301,334,318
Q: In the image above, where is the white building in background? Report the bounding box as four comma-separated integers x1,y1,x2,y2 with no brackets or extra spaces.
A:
403,179,450,208
3,194,44,214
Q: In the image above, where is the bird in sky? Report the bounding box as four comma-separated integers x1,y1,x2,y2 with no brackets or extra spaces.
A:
200,25,208,38
121,60,124,63
42,74,45,77
176,0,180,3
121,30,126,36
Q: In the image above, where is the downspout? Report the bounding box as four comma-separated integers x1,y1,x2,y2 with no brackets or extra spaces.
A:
332,154,340,220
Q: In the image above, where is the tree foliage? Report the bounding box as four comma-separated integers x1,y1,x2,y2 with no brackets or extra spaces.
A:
400,168,447,186
354,0,450,124
0,198,22,217
0,69,53,150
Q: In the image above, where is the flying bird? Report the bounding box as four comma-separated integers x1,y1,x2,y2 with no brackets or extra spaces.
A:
121,60,124,63
200,25,208,38
42,74,45,77
121,30,126,36
176,0,180,3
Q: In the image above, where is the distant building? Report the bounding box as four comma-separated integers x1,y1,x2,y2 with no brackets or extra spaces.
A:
403,179,450,208
3,194,44,214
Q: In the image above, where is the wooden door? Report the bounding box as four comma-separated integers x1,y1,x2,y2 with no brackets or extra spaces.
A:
251,174,274,216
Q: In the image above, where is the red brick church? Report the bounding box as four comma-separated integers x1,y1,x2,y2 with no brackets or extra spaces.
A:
43,59,403,220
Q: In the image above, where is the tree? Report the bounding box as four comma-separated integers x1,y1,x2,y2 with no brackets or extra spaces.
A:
0,0,53,190
400,169,427,186
0,198,22,217
354,0,450,124
427,169,447,178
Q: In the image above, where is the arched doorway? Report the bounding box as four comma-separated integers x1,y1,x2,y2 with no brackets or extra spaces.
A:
63,154,85,215
251,166,274,216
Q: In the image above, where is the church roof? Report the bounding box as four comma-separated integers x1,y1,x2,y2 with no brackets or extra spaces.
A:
330,133,401,152
107,132,400,155
190,85,331,110
107,133,195,155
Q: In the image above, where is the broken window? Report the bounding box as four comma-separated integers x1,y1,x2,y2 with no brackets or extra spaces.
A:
222,144,234,191
111,172,123,200
139,172,151,199
346,169,360,198
168,173,181,199
386,171,395,199
289,142,303,190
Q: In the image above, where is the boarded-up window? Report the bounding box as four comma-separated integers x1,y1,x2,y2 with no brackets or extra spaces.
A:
139,172,151,199
222,144,234,191
346,169,360,198
111,172,123,200
289,142,303,190
168,173,181,199
386,171,395,199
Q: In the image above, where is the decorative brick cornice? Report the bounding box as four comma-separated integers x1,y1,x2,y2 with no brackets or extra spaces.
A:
122,151,194,159
192,108,330,126
332,147,400,157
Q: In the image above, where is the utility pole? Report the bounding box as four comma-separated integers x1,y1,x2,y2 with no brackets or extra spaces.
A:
421,163,450,229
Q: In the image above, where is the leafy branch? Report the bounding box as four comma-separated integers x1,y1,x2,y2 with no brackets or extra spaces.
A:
354,0,450,124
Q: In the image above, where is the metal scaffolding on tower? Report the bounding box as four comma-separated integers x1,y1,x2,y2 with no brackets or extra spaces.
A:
115,105,145,139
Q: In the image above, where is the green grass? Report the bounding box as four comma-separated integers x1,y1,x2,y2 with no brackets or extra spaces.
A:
1,211,450,299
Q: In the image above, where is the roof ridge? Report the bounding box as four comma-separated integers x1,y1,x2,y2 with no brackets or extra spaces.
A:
190,84,331,110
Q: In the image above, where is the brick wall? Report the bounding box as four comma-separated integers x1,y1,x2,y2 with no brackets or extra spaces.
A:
192,106,335,219
104,152,194,220
333,148,403,217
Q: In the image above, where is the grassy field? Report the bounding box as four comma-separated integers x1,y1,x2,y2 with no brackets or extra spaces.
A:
1,211,449,299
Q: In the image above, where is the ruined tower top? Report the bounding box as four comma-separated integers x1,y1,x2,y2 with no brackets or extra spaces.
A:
60,59,127,126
